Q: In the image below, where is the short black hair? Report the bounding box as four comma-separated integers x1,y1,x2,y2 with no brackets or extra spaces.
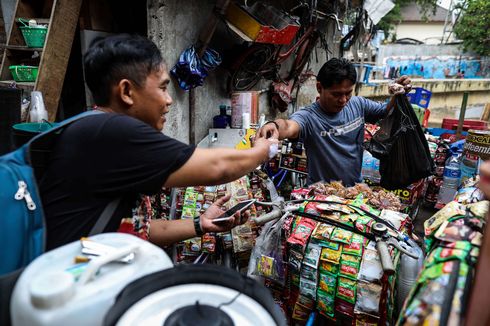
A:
83,34,165,106
317,58,357,88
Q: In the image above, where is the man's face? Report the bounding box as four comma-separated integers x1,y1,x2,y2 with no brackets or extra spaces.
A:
130,65,173,131
317,79,354,114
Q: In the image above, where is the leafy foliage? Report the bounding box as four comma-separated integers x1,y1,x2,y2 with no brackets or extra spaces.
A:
453,0,490,56
376,0,438,40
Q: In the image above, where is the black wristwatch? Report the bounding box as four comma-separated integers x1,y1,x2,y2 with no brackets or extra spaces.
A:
194,216,204,236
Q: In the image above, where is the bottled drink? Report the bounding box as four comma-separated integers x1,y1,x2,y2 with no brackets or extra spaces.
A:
361,150,374,181
436,151,462,206
371,157,381,183
213,105,229,128
460,153,479,185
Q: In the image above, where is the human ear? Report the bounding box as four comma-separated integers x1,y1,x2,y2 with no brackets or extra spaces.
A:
316,81,322,94
117,79,134,106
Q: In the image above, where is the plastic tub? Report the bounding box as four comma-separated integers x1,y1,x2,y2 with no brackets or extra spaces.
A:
11,122,57,148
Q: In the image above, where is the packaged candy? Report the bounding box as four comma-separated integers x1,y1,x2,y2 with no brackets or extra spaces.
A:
319,260,339,275
355,215,375,233
343,234,364,256
290,188,310,200
331,227,353,244
257,255,275,278
317,289,335,317
292,302,311,321
320,246,342,264
289,249,303,272
354,281,382,315
337,277,357,304
304,242,322,268
424,201,464,236
318,271,337,296
182,237,201,256
340,254,362,280
181,206,196,219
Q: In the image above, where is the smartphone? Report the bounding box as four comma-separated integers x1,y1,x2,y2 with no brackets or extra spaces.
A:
212,199,256,225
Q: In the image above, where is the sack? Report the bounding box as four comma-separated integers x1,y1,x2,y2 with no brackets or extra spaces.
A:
0,111,110,275
365,95,434,189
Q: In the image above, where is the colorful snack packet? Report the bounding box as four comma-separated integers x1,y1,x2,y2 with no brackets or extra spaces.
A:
340,254,362,280
331,227,353,244
317,289,335,317
358,247,383,282
311,223,335,242
299,277,317,300
304,242,322,268
301,265,318,282
292,302,311,321
320,246,342,264
287,217,317,249
318,271,337,296
354,281,382,316
336,277,357,304
342,234,364,256
319,260,339,275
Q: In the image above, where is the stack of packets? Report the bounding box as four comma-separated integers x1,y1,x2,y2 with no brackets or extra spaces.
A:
175,174,268,270
398,197,488,325
251,193,412,325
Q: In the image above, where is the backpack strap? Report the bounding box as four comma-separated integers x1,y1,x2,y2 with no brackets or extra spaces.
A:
88,198,122,236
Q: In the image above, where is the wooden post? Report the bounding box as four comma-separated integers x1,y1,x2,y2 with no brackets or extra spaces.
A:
456,91,469,140
480,103,490,122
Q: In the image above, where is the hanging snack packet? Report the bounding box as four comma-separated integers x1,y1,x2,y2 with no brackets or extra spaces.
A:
301,265,318,282
337,276,357,304
331,227,353,244
358,247,383,282
355,215,375,233
320,246,342,264
354,281,382,316
343,234,365,256
201,234,216,253
317,289,336,317
311,223,335,243
299,277,317,300
292,302,311,322
304,242,322,268
424,201,464,236
320,260,339,275
318,271,337,296
289,249,304,272
340,254,362,280
467,200,489,217
287,217,317,249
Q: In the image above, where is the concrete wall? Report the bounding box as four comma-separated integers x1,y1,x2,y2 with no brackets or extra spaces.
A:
147,0,332,143
358,79,490,127
394,22,446,44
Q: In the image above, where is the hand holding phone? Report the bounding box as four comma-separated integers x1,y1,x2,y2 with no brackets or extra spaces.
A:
212,199,256,225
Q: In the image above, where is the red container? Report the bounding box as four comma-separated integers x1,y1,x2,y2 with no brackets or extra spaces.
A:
441,118,487,131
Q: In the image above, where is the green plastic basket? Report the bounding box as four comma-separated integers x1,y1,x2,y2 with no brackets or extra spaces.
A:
18,18,48,48
9,65,39,82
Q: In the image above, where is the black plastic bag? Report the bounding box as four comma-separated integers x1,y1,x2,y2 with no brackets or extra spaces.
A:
365,95,434,189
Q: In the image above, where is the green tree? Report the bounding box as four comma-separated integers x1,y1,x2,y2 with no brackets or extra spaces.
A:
453,0,490,56
377,0,438,40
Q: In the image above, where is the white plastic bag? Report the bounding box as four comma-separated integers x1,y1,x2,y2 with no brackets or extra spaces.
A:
29,91,48,123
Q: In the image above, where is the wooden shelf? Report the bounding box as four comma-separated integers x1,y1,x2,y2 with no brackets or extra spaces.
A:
1,45,43,52
0,80,35,90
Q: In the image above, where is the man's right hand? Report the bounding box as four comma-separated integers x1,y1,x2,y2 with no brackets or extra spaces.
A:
256,122,280,140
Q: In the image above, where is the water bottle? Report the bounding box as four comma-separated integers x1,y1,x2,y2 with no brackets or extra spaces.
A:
371,157,381,183
460,153,479,186
437,150,462,205
361,150,374,181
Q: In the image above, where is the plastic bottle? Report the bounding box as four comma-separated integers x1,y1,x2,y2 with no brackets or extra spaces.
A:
371,156,381,183
437,150,462,205
213,105,229,128
460,153,479,185
361,150,374,181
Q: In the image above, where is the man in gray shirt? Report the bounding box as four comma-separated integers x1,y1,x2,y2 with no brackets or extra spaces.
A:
256,58,411,186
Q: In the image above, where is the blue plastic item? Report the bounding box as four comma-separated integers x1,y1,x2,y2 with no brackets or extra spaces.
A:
406,87,432,109
0,111,102,275
426,128,468,137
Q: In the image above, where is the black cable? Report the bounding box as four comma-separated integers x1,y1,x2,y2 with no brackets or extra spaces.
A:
217,291,242,309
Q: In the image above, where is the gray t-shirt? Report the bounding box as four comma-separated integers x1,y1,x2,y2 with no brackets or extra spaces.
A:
290,96,387,186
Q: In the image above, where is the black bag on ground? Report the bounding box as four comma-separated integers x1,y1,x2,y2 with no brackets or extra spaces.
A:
365,94,434,189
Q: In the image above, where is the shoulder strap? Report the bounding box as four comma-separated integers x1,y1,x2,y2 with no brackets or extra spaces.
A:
88,198,122,236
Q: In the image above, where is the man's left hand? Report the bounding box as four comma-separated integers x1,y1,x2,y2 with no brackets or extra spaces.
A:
395,75,412,94
200,194,250,233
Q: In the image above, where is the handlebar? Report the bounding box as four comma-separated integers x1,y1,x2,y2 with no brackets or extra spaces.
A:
375,240,395,275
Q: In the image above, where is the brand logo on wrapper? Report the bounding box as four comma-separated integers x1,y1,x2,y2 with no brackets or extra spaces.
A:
464,130,490,160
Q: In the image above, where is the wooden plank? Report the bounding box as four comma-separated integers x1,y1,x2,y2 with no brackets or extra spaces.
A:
35,0,82,121
481,103,490,122
0,80,34,90
1,44,43,51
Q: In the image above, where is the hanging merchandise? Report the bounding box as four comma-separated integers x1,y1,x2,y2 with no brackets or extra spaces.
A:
29,91,48,123
364,94,434,189
170,46,222,90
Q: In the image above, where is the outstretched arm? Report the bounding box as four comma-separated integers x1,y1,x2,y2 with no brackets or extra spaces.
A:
256,119,301,140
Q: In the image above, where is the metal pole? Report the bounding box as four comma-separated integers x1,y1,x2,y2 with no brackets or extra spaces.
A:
456,91,469,140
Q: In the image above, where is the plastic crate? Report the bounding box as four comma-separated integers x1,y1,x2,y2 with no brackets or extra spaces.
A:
406,87,432,109
441,118,487,131
9,65,38,82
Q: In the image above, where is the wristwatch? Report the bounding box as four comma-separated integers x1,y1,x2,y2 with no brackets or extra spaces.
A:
265,120,280,130
194,216,204,236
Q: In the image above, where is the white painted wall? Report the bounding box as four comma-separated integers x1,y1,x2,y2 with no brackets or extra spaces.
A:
394,22,447,44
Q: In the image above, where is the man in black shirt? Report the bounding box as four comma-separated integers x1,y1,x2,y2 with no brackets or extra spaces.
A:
40,34,276,250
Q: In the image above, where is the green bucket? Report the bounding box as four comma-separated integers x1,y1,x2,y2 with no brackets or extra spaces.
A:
12,122,58,148
17,18,48,48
